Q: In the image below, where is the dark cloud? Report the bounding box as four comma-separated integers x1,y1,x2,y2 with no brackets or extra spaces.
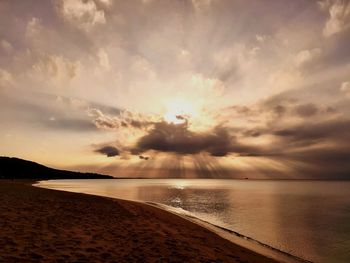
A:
95,146,119,157
229,105,252,115
94,110,350,178
273,119,350,144
294,103,318,117
273,104,287,116
218,99,350,178
240,117,350,154
230,100,322,120
132,121,257,157
285,146,350,179
243,128,264,137
258,95,340,121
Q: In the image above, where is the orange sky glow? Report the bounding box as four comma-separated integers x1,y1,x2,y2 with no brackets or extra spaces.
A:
1,0,350,178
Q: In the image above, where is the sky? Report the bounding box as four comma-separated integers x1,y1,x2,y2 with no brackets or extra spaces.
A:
1,0,350,179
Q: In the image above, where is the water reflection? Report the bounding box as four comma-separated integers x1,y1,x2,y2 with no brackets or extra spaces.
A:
136,186,231,214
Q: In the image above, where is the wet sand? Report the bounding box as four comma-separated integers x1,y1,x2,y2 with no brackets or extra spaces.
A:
0,181,279,262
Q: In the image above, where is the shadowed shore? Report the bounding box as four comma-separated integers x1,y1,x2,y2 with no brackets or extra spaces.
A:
0,181,280,263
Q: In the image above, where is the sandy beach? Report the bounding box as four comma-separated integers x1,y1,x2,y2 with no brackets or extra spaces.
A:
0,180,281,263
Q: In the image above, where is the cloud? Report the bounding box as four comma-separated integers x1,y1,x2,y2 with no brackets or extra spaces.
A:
294,103,319,117
224,98,347,150
56,0,106,31
256,34,268,43
25,17,43,40
88,108,119,130
1,40,13,54
320,0,350,37
340,81,350,97
273,119,350,147
88,108,155,130
0,89,101,132
192,0,214,13
286,145,350,178
230,99,333,131
92,95,350,178
97,48,110,71
139,155,149,160
96,0,112,7
228,104,350,177
0,69,13,88
294,48,322,67
132,121,256,157
30,54,80,87
95,146,119,157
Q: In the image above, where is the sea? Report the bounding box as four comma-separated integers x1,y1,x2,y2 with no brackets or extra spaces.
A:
35,179,350,263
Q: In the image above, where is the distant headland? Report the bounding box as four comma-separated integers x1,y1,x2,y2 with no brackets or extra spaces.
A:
0,157,112,180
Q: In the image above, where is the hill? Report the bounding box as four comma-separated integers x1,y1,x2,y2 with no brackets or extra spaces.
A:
0,157,112,180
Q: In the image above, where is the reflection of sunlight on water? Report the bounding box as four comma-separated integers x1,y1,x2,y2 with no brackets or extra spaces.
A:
169,196,183,206
171,180,189,190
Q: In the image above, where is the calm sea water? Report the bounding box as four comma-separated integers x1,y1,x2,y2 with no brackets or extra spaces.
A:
36,179,350,263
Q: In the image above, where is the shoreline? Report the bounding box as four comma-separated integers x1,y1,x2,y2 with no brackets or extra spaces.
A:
33,180,304,263
1,180,286,262
147,203,308,263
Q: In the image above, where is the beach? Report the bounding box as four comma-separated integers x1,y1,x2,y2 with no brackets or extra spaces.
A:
0,181,280,263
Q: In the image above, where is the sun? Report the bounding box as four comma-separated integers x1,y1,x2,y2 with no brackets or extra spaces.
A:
163,98,197,125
